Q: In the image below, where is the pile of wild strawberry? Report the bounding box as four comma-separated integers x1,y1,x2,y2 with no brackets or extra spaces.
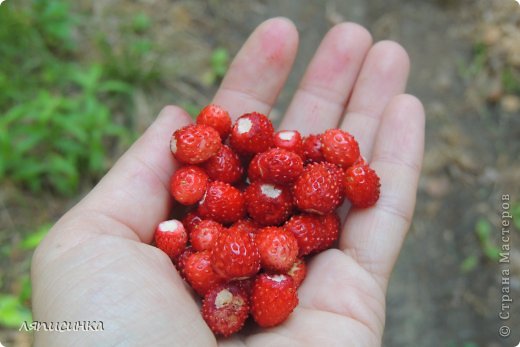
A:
153,104,380,336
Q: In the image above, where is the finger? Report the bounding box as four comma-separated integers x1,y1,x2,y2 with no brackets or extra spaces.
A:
280,23,372,134
339,94,425,289
340,41,410,159
212,17,298,120
69,106,192,243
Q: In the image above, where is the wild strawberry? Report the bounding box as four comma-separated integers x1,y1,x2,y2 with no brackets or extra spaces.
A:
170,124,222,164
230,277,255,296
231,218,261,239
255,227,299,272
202,283,250,337
293,162,343,215
302,134,325,164
181,211,203,234
252,148,304,185
251,274,298,328
154,220,188,260
202,145,243,184
170,166,209,205
244,182,293,226
284,214,321,256
286,258,306,288
198,181,246,224
184,250,225,296
273,130,303,157
196,104,232,140
230,112,274,155
321,161,346,205
344,163,381,208
210,226,260,280
190,219,224,251
353,155,368,166
247,154,262,182
316,212,340,251
320,128,360,168
175,246,195,279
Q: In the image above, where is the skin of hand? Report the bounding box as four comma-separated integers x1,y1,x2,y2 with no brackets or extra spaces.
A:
31,17,425,347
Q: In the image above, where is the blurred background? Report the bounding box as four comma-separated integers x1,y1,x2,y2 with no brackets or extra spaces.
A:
0,0,519,346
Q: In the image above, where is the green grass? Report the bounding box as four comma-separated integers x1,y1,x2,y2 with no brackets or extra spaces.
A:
502,68,520,95
0,0,164,329
0,0,149,195
0,225,48,328
474,217,500,262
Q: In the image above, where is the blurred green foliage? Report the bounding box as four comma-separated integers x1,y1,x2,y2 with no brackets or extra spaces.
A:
0,294,32,328
458,42,487,80
96,12,158,85
502,67,520,95
474,218,500,262
460,254,478,273
0,224,47,328
211,47,230,80
0,0,139,195
513,202,520,231
202,47,230,86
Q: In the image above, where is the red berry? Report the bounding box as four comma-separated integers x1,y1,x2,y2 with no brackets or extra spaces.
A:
255,227,299,272
231,218,261,239
230,112,274,155
184,250,225,296
210,226,261,280
286,258,306,288
244,182,293,226
302,134,325,164
202,145,243,184
171,124,222,164
198,181,246,224
316,212,340,251
273,130,303,157
181,211,203,234
230,277,255,296
251,274,298,328
321,161,346,206
175,246,195,279
344,163,381,208
284,214,321,256
293,162,343,215
196,104,232,140
154,220,188,260
170,166,209,205
247,154,262,182
320,129,360,168
190,220,224,251
202,283,250,337
252,148,304,185
353,155,368,166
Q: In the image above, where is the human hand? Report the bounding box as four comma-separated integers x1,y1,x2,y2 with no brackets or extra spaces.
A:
32,18,424,347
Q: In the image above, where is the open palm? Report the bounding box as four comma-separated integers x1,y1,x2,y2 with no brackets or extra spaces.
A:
32,18,424,347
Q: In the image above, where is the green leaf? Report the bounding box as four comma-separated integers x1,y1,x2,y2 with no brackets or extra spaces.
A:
475,218,491,241
483,245,500,262
20,224,52,250
98,80,133,94
132,13,151,33
0,294,32,328
18,276,32,304
460,255,478,273
512,202,520,231
47,154,79,194
211,47,229,79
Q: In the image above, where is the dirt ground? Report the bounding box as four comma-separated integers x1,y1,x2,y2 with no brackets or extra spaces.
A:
1,0,519,346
